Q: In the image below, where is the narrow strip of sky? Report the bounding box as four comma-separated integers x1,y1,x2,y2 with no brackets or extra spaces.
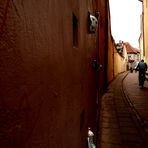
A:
109,0,142,48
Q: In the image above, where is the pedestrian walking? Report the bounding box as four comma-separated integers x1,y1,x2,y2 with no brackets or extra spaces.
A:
136,59,147,87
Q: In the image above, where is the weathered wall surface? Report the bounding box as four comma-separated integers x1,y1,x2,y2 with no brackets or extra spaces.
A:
0,0,99,147
108,38,127,82
107,36,114,83
107,1,127,83
98,0,105,89
107,3,114,84
144,0,148,64
114,52,127,77
97,0,109,91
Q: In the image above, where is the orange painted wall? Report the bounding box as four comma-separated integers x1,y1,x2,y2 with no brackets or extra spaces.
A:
144,0,148,64
107,2,127,83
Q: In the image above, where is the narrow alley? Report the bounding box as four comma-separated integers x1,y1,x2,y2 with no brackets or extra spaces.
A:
99,71,148,148
0,0,148,147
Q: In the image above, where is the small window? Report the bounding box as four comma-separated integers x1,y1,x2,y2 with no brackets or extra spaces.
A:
73,13,78,47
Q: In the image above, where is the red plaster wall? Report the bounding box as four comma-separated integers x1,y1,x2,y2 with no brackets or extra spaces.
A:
107,36,114,83
98,0,108,91
0,0,100,147
107,3,114,83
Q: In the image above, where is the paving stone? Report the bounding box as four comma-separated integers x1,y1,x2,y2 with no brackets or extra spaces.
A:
98,72,148,148
100,133,122,144
99,142,123,148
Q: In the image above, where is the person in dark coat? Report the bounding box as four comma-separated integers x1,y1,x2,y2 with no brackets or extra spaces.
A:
136,59,147,86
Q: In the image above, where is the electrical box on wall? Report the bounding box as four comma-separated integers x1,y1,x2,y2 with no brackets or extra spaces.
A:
88,12,98,33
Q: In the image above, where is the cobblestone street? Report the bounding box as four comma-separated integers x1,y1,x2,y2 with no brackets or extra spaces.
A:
99,72,148,148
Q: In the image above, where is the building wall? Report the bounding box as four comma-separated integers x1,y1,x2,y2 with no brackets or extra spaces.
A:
107,36,114,83
114,47,127,77
107,0,128,84
98,0,109,91
139,33,144,59
144,0,148,64
139,13,144,60
107,28,127,83
0,0,104,147
107,3,114,83
107,39,128,82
